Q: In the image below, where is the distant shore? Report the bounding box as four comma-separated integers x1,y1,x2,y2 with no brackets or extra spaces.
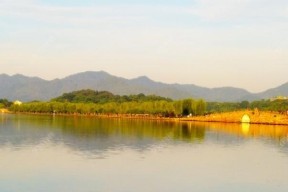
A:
2,109,288,125
183,110,288,125
0,109,10,113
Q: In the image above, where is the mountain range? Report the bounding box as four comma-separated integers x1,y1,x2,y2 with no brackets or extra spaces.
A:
0,71,287,102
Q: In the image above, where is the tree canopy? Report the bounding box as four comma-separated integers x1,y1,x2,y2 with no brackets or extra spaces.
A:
52,89,172,103
10,89,207,117
4,89,288,116
0,99,12,108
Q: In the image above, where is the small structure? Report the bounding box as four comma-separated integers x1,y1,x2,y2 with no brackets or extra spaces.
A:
241,114,250,123
270,96,288,101
14,100,22,105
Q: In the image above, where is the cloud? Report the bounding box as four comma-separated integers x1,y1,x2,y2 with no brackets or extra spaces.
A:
186,0,288,22
1,0,287,27
0,1,150,26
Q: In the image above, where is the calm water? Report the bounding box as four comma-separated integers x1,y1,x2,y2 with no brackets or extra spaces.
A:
0,114,288,192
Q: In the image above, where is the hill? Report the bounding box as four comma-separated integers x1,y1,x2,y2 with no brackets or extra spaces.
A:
255,82,288,99
0,71,287,102
52,89,172,103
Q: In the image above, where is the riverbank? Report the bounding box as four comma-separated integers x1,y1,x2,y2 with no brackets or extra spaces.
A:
0,108,10,113
3,109,288,125
182,110,288,125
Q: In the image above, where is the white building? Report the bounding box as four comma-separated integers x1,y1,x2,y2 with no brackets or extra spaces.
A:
14,100,22,105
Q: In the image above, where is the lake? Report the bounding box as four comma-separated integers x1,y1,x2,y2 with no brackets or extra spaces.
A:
0,114,288,192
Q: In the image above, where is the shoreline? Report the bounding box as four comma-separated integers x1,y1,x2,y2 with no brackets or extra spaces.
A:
183,110,288,126
0,109,10,113
3,109,288,126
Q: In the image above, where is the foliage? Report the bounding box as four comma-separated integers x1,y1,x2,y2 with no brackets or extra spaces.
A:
207,99,288,113
6,89,288,116
206,102,242,113
52,89,172,103
250,99,288,112
0,99,13,108
10,96,207,117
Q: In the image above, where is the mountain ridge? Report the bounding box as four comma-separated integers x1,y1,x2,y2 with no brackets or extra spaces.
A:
0,71,286,102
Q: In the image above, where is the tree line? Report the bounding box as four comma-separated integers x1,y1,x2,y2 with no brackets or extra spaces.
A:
10,99,207,117
6,89,206,117
3,89,288,116
0,99,13,109
207,99,288,113
52,89,172,103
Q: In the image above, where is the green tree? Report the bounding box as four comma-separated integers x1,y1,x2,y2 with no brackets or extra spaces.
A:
196,99,206,115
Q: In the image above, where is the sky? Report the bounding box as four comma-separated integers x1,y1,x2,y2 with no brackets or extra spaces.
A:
0,0,287,93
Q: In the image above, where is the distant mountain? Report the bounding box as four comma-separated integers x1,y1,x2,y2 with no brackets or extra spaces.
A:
0,71,287,102
255,82,288,99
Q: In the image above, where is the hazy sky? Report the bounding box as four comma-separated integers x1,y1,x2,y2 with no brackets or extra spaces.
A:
1,0,287,92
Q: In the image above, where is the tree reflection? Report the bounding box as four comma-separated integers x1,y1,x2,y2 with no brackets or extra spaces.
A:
0,114,288,155
173,123,205,142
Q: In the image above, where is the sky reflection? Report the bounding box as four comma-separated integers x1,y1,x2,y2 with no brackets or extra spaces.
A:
0,114,288,192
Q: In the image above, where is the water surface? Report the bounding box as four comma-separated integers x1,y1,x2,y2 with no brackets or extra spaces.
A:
0,114,288,192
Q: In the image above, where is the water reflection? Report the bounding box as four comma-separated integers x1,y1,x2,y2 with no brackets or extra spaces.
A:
198,121,288,140
1,114,288,192
241,123,250,135
0,114,288,155
0,114,206,156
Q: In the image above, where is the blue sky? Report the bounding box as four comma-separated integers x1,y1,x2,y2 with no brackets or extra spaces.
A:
0,0,288,92
41,0,193,6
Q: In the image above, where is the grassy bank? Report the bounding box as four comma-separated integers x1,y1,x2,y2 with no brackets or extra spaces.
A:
183,110,288,125
0,108,10,113
3,108,288,125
